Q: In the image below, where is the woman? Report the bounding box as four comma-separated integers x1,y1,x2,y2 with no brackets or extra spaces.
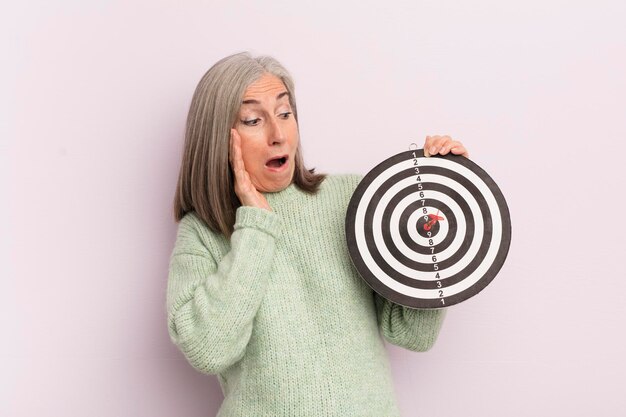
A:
167,52,469,417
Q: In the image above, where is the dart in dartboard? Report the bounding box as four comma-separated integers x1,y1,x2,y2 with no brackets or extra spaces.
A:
345,147,512,309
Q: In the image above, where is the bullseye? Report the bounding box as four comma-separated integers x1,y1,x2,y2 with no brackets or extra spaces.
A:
345,149,512,308
417,211,443,237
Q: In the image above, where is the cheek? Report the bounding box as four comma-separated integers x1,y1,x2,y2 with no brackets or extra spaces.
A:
239,140,264,171
288,125,300,148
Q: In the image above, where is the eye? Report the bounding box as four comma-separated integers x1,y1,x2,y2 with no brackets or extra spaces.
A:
279,111,292,119
242,118,261,126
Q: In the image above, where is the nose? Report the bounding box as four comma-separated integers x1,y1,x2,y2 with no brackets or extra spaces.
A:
267,116,286,146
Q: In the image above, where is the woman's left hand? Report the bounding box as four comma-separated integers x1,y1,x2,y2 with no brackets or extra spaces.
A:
423,135,469,158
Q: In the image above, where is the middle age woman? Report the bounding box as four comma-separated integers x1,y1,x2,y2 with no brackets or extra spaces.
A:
167,51,469,417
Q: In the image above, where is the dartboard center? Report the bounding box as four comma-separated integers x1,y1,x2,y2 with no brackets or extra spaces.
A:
416,214,442,238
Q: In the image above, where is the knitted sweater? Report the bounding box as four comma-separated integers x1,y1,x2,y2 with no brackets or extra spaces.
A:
166,174,447,417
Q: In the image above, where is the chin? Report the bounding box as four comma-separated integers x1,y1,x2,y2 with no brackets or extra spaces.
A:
252,160,293,188
269,182,291,192
259,177,293,193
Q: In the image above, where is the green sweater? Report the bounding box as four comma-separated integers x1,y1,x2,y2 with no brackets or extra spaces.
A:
166,174,446,417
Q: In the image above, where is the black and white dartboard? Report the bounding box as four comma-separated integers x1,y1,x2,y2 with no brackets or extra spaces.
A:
345,149,512,309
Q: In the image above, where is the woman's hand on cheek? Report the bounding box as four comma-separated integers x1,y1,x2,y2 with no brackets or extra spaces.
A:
230,129,272,211
423,135,469,159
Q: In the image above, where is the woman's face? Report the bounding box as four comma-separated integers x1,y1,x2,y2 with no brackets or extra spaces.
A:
233,73,299,193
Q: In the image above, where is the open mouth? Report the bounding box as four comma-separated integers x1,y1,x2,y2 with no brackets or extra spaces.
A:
265,155,288,169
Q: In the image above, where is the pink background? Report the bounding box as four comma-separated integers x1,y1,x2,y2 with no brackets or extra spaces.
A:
3,1,625,416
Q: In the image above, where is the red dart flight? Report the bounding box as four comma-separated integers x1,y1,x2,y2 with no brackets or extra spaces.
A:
423,211,445,231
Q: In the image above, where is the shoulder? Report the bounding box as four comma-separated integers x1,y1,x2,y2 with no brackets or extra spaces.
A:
172,212,226,259
308,174,365,211
319,173,364,195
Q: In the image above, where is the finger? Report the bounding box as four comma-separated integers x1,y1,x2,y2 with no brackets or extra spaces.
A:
439,136,460,155
449,141,469,158
423,136,433,157
450,145,469,158
229,129,237,166
435,135,454,155
438,137,453,155
230,130,247,185
230,130,244,170
428,135,440,155
231,130,260,201
425,135,446,156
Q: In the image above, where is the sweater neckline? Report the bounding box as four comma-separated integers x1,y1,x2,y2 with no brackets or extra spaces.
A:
262,181,301,204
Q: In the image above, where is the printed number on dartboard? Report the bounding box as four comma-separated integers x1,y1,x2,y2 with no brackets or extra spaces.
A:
412,152,445,306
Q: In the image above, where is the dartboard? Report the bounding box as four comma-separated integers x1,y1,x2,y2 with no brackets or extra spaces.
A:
345,149,511,309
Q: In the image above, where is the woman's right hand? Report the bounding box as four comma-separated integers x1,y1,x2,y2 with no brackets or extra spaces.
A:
229,129,272,211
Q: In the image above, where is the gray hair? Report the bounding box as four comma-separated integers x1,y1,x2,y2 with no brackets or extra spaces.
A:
173,52,326,237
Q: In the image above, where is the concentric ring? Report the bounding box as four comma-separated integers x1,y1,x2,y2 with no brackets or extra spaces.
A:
345,149,512,308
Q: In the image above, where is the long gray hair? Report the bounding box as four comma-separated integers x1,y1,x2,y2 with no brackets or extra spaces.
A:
173,52,326,238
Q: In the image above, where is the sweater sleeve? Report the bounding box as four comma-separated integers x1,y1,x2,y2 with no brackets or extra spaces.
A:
166,206,281,375
374,293,447,352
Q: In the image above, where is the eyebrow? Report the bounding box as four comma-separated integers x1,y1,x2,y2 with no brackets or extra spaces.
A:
242,91,290,105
